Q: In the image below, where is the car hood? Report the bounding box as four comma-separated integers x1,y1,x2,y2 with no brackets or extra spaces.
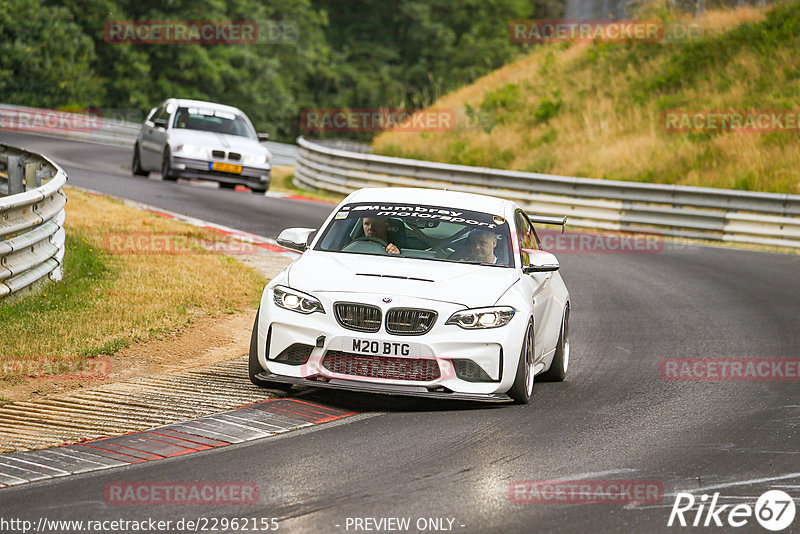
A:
169,130,269,156
287,251,519,308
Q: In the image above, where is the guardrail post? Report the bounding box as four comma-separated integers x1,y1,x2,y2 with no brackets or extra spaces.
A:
36,168,52,185
7,155,23,194
25,161,41,188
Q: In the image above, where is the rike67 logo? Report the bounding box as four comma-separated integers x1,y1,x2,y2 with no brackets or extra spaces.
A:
668,490,796,531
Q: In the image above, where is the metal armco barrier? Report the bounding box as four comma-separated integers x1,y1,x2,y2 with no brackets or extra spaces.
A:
0,103,140,148
294,136,800,249
0,144,67,300
0,103,298,166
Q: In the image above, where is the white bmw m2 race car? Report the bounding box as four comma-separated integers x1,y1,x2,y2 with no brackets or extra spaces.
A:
249,188,570,404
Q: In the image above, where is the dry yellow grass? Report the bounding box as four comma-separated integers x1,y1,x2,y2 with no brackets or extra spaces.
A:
0,187,266,378
373,5,800,194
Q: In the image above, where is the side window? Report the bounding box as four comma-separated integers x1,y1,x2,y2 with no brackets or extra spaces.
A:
523,213,541,251
146,105,164,124
514,210,536,267
152,105,168,122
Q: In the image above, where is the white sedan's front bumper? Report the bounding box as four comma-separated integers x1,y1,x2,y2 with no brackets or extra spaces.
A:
172,155,270,187
255,288,527,399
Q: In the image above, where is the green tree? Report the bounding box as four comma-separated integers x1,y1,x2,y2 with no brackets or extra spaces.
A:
307,0,565,140
0,0,102,108
16,0,565,140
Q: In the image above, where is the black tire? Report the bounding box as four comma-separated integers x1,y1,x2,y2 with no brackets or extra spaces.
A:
540,307,569,382
219,182,237,190
508,319,535,404
250,186,267,194
161,148,178,181
132,144,149,176
248,309,292,392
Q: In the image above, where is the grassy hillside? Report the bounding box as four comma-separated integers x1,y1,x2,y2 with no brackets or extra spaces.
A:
373,4,800,194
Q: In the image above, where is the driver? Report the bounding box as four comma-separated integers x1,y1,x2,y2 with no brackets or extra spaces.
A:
467,229,497,264
175,110,189,128
362,217,400,254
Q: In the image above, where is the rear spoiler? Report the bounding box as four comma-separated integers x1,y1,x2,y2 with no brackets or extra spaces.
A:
528,215,567,233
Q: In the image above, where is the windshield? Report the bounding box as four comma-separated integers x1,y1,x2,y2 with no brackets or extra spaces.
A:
314,202,513,267
172,106,255,138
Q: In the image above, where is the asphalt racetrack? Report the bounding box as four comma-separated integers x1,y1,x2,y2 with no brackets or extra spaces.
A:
1,131,798,533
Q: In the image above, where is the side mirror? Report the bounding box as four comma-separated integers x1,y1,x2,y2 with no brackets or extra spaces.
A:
257,133,270,142
523,251,560,273
277,227,316,252
153,117,168,129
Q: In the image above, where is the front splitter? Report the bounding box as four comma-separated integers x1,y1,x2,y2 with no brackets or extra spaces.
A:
258,373,512,403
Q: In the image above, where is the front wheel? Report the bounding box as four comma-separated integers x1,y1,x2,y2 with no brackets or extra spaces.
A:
508,319,535,404
248,309,292,393
161,148,178,182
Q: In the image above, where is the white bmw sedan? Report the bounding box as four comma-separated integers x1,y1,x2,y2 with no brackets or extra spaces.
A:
249,188,570,404
132,98,272,193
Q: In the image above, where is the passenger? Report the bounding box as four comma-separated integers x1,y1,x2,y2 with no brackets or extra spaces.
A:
220,119,236,135
361,217,400,254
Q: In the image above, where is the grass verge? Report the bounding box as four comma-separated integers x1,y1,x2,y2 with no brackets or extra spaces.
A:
373,4,800,194
0,187,267,381
270,165,345,203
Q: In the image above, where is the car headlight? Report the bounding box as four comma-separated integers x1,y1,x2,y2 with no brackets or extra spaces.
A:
273,285,324,314
245,152,271,165
445,306,515,329
176,143,197,155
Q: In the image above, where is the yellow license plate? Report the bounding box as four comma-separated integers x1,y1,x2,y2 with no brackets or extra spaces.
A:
210,162,243,174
